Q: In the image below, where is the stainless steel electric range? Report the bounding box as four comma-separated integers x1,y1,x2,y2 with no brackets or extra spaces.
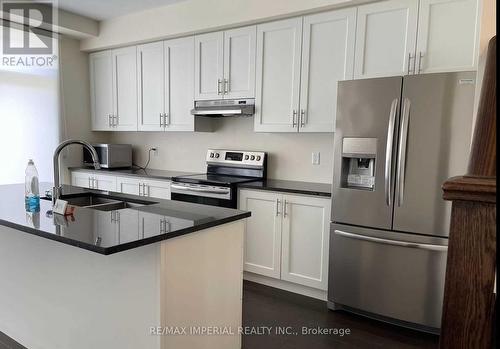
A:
171,149,267,208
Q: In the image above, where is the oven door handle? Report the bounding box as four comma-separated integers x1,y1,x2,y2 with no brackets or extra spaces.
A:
171,184,231,195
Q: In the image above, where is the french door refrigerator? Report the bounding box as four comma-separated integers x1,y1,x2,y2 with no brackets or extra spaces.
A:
328,72,476,333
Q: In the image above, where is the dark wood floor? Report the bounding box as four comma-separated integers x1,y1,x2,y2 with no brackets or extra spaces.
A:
242,281,439,349
1,281,439,349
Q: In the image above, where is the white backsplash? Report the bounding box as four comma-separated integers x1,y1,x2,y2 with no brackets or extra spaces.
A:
107,117,334,183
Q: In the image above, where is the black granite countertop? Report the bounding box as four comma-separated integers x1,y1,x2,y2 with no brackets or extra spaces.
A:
238,179,332,197
69,167,195,180
0,183,250,255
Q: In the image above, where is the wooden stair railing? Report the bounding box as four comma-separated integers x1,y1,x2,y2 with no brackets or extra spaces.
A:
439,36,497,348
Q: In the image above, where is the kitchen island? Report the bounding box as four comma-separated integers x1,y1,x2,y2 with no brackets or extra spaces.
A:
0,183,249,349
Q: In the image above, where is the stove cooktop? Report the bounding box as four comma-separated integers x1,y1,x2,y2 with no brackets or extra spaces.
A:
172,173,261,186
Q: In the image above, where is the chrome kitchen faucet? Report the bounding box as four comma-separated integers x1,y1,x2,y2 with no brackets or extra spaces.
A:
52,140,100,204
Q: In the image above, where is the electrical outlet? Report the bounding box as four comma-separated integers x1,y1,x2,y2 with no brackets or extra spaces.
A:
151,147,158,156
312,152,320,165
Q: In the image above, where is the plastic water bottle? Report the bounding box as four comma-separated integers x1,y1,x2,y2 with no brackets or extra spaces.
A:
25,159,40,212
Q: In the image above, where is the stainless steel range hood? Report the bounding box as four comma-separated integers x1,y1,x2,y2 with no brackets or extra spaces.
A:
191,99,255,117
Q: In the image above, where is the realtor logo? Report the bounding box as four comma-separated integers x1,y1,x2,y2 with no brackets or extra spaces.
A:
1,0,54,55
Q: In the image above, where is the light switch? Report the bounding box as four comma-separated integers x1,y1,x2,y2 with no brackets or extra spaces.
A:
312,152,320,165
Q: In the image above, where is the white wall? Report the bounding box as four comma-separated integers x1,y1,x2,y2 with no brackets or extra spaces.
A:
59,36,107,182
81,0,372,51
109,118,334,183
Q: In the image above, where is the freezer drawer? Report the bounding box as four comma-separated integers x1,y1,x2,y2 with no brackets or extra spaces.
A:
328,223,447,330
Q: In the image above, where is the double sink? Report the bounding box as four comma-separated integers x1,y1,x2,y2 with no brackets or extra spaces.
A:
42,194,155,212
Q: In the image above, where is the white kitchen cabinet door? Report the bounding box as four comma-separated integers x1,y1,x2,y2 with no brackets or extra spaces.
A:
299,8,356,133
415,0,480,74
112,46,138,131
165,37,195,131
195,32,224,100
143,179,171,200
255,18,303,132
239,190,282,279
117,210,140,244
281,194,331,290
71,171,93,189
223,26,256,99
139,211,164,238
93,174,117,192
354,0,419,78
116,176,141,196
137,42,165,131
95,212,118,247
89,51,113,131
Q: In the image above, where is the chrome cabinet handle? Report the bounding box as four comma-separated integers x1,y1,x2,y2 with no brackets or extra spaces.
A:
275,199,281,216
138,183,143,196
146,184,150,197
224,79,229,94
217,79,222,95
418,52,424,74
165,113,169,126
283,199,288,218
407,53,415,74
113,115,118,127
88,177,92,188
160,113,164,128
93,178,97,189
108,114,112,127
159,219,164,233
292,110,298,127
396,98,411,207
334,230,448,252
300,109,306,127
385,99,399,206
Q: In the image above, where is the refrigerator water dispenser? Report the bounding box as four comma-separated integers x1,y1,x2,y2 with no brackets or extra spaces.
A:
341,138,377,190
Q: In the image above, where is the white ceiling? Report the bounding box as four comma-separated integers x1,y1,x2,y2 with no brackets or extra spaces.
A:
55,0,188,21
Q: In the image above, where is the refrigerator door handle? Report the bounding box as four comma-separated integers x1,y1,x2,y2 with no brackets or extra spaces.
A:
396,98,411,206
385,98,399,206
334,230,448,252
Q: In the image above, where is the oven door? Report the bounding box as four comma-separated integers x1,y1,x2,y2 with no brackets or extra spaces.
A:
170,182,236,208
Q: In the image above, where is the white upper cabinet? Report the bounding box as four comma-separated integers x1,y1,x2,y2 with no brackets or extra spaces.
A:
194,32,224,100
254,18,303,132
112,46,138,131
90,48,138,131
90,51,113,131
223,26,257,99
137,42,165,131
354,0,419,79
195,26,256,100
299,9,356,132
415,0,480,73
165,37,195,131
138,37,195,132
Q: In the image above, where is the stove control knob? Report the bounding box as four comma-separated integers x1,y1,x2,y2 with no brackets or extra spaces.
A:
215,153,220,158
244,155,250,160
250,155,255,160
210,152,214,158
256,156,261,161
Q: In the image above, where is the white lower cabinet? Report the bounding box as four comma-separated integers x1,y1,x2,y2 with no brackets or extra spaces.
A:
115,176,171,200
71,171,117,191
239,189,331,290
71,171,171,200
239,190,282,278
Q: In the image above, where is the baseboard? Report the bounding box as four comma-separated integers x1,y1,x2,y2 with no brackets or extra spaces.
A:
243,272,327,301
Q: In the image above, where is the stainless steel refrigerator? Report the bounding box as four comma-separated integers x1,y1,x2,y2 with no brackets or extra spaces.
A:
328,72,476,333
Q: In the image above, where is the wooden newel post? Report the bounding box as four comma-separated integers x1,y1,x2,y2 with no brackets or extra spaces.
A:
439,36,497,348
